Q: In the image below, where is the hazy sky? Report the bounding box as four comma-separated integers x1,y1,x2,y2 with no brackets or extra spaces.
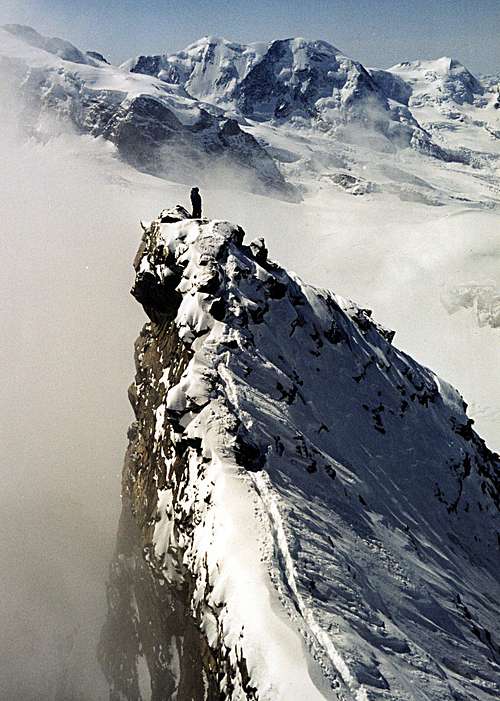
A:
0,0,499,73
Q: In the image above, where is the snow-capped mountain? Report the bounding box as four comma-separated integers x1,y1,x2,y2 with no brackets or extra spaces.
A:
0,25,295,199
2,25,499,206
122,34,500,205
126,36,426,146
100,206,499,701
123,36,500,167
122,36,266,107
388,57,485,108
383,58,500,161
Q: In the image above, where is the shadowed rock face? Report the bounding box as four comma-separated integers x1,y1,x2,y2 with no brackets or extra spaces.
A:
100,207,499,701
97,97,296,199
98,307,212,700
98,495,207,701
233,39,380,121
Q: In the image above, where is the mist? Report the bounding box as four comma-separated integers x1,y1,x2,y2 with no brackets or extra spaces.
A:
0,85,186,698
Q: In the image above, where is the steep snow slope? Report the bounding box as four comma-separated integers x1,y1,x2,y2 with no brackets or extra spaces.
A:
123,36,267,106
101,206,500,701
0,25,295,199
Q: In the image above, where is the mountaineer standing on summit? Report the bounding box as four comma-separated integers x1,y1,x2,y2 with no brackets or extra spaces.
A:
190,187,202,219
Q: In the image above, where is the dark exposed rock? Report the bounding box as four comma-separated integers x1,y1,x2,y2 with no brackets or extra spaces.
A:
234,432,267,471
249,236,268,265
159,205,191,223
208,297,227,321
265,277,287,299
86,50,110,64
130,54,162,76
98,496,208,701
131,271,183,324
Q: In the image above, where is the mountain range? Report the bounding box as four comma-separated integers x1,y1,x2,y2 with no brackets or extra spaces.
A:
1,24,499,206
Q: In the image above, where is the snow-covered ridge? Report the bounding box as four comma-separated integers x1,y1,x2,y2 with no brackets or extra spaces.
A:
102,206,500,700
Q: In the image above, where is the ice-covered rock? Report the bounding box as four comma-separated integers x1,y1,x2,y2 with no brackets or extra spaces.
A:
101,208,500,701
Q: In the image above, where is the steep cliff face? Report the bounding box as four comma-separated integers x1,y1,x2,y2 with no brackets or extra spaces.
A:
101,207,499,701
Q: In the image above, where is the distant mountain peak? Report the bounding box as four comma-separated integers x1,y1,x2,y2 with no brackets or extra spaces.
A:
389,55,484,106
390,55,471,76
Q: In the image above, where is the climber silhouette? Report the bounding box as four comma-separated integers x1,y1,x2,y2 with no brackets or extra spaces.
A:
190,187,202,219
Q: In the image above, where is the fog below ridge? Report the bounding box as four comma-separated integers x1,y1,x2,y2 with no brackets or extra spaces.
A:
0,122,181,699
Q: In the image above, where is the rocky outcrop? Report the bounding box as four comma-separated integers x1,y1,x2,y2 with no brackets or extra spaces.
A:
369,69,413,106
101,207,499,700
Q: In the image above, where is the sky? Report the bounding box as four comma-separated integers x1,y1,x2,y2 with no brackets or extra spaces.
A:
0,0,499,73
